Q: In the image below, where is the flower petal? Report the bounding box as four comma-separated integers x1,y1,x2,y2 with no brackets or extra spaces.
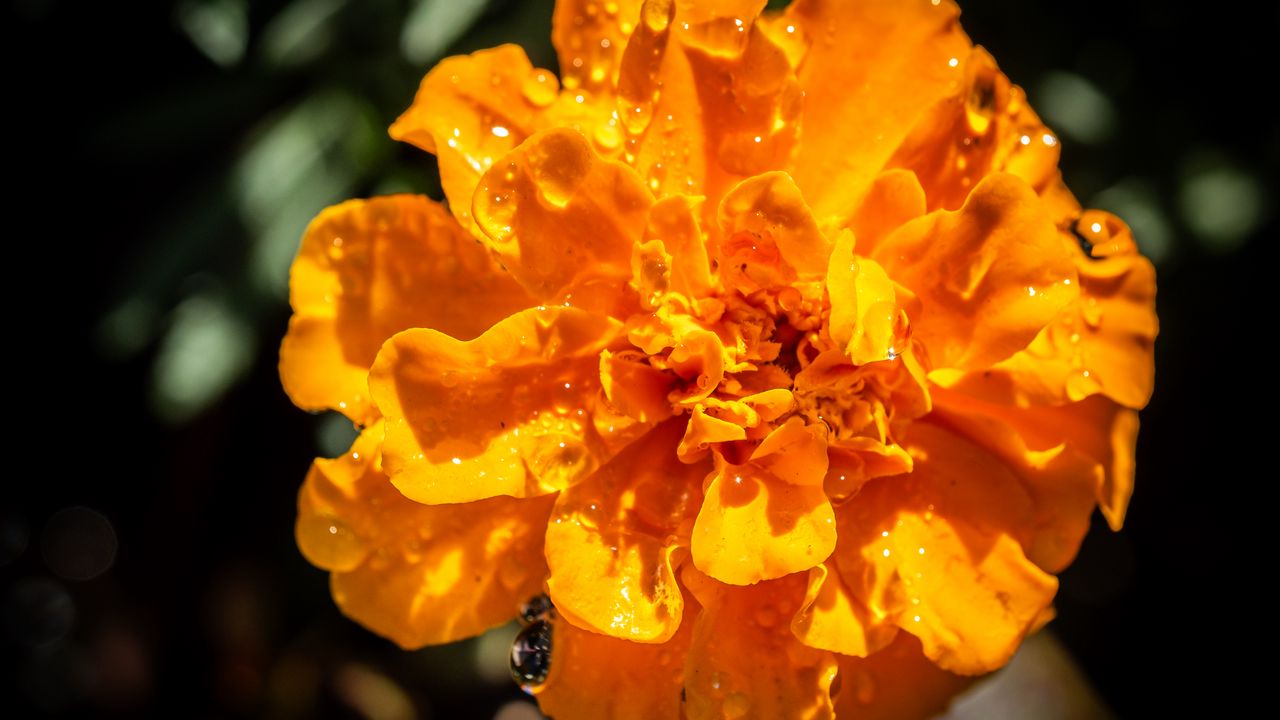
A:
784,0,971,222
825,229,899,365
845,169,927,259
534,605,692,720
692,465,836,585
933,386,1140,534
835,421,1058,675
297,424,554,647
546,419,708,643
792,562,898,658
390,46,557,230
600,349,677,423
473,128,654,308
719,171,832,280
280,195,531,424
644,195,714,298
832,632,974,720
683,569,838,720
370,307,622,503
750,416,829,486
551,0,645,95
935,214,1158,410
887,47,1066,212
873,173,1078,371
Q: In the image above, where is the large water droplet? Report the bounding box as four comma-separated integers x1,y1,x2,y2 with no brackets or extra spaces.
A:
510,619,553,688
297,514,367,571
520,593,555,625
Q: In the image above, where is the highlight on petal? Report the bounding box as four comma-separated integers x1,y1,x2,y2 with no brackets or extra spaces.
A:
390,46,558,229
370,307,622,503
784,0,971,222
473,128,654,307
534,602,691,720
546,419,708,643
280,195,531,424
691,464,836,586
296,424,554,647
873,173,1079,371
683,569,838,720
835,421,1058,675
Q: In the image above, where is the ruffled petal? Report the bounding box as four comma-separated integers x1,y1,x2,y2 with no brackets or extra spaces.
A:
369,307,622,503
644,195,714,298
845,169,927,259
692,464,836,585
825,229,899,365
622,2,802,205
887,47,1067,212
534,604,692,720
750,416,829,486
296,424,554,647
935,212,1158,410
390,46,559,230
835,421,1058,675
546,419,708,642
473,128,654,308
933,386,1140,534
280,195,531,424
832,632,974,720
792,562,897,658
784,0,971,223
873,173,1078,371
719,171,832,280
683,569,838,720
551,0,646,95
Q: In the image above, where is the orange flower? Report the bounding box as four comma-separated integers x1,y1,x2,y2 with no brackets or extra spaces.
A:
282,0,1157,717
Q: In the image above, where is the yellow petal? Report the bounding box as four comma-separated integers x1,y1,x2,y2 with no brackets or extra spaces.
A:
825,229,899,365
280,195,531,424
873,173,1078,371
297,424,554,647
784,0,971,223
691,465,836,585
792,562,898,658
390,46,556,230
546,419,707,643
832,632,974,720
677,405,747,462
835,421,1058,675
683,570,838,720
534,604,692,720
370,307,622,503
473,128,654,308
718,171,832,280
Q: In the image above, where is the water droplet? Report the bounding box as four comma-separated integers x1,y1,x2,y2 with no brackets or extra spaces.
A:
521,71,558,107
724,692,752,718
520,593,555,624
297,514,367,571
510,619,553,688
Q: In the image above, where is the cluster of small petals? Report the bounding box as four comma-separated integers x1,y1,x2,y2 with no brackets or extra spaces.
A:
281,1,1157,718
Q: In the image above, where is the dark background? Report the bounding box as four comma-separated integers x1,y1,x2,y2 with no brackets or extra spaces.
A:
8,0,1274,717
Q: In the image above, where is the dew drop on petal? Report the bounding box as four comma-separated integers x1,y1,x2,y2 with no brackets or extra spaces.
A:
510,619,553,688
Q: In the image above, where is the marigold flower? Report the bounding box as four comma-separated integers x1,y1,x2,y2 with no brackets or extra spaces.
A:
282,0,1157,717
